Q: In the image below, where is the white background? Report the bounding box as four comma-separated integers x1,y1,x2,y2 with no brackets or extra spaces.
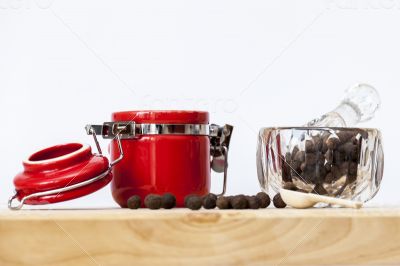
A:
1,0,399,208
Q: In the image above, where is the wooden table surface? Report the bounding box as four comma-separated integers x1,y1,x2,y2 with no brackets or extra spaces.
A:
1,208,400,266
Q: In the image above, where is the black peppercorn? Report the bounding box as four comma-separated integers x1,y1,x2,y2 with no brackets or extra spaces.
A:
336,131,354,143
326,137,340,150
312,184,328,195
294,151,305,162
283,182,298,191
305,140,315,153
273,193,286,208
144,194,162,210
290,160,301,172
256,192,271,208
230,195,248,209
291,146,299,161
161,193,176,209
281,157,292,182
127,195,141,209
305,153,318,165
185,195,202,210
313,135,323,151
202,193,217,209
216,196,231,209
247,196,260,209
331,165,341,179
325,172,334,183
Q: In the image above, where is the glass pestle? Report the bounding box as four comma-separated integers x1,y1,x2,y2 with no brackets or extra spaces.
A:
306,83,381,127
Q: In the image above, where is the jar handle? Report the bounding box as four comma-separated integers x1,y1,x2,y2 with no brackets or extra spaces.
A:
210,124,233,196
216,145,229,196
8,127,124,210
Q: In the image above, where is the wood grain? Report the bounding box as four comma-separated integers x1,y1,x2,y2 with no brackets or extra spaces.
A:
1,208,400,266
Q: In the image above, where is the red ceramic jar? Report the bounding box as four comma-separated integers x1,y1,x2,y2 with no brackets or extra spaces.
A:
9,110,232,210
110,111,212,207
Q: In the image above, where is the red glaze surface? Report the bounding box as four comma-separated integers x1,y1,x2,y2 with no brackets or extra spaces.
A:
13,143,111,205
111,110,211,207
111,110,209,124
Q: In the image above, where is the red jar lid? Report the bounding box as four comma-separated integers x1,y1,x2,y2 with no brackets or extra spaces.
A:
112,110,209,124
12,143,112,206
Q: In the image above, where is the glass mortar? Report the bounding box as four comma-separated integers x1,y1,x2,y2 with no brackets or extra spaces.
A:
257,127,384,203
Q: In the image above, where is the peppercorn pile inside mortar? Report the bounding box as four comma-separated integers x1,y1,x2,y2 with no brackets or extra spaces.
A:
280,129,365,196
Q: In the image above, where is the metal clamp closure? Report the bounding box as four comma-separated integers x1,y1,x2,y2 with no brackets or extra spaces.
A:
85,122,210,139
209,124,233,172
85,122,136,139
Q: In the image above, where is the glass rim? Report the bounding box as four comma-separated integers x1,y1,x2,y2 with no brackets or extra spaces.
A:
259,126,381,132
